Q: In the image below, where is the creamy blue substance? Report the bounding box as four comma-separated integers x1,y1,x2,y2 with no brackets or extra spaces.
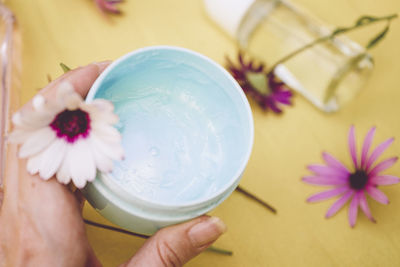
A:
93,50,250,205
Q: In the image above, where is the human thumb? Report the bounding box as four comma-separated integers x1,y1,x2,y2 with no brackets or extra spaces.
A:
122,216,227,267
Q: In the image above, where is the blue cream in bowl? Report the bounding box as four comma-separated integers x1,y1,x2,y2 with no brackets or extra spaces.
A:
84,46,253,235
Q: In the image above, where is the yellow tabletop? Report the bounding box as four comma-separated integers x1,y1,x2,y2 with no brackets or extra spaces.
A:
6,0,400,266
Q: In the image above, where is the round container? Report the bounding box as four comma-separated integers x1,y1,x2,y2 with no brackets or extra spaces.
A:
83,46,254,235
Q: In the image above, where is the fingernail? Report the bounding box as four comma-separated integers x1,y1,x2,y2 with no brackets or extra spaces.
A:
94,60,112,72
188,216,227,247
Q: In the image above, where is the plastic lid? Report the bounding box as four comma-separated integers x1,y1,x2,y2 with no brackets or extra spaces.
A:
203,0,256,37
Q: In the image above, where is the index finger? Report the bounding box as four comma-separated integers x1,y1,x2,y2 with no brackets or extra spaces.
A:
21,61,111,112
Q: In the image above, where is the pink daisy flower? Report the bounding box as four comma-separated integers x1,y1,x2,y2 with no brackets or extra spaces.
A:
303,126,399,227
226,53,293,113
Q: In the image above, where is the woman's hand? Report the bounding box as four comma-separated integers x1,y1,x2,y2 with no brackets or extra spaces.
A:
0,62,226,267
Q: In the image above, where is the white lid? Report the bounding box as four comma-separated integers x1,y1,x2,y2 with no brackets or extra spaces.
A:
203,0,256,37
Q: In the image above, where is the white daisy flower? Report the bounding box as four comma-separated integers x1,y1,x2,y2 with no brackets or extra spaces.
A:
8,82,124,188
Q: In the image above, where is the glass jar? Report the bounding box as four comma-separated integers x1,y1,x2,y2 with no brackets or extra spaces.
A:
0,3,20,187
204,0,373,112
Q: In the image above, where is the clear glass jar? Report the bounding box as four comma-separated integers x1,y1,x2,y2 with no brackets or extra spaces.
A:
205,0,374,112
0,3,20,187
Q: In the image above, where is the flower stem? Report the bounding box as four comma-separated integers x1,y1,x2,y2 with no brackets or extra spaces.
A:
84,219,150,239
60,62,71,73
235,185,277,214
83,218,233,256
267,13,398,74
206,246,233,256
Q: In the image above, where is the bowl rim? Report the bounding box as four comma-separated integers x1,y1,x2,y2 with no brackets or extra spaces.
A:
85,45,254,209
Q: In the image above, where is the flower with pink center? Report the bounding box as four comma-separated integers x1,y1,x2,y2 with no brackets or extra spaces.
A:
94,0,122,14
9,82,124,189
303,126,399,227
226,53,293,113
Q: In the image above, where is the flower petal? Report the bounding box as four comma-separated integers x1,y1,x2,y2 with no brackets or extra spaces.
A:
69,140,97,188
366,137,394,171
307,186,348,202
348,126,358,169
38,139,67,180
26,151,45,175
13,110,54,131
307,165,349,179
273,93,292,105
348,193,359,227
95,0,120,14
89,133,124,161
19,127,56,158
358,192,376,223
325,190,353,218
91,123,122,143
32,95,46,110
86,107,119,125
57,147,72,185
277,90,292,97
12,112,24,127
89,139,114,173
370,175,400,186
90,99,114,113
8,129,35,143
12,112,31,129
366,186,389,204
322,152,350,174
361,127,376,169
65,93,83,110
56,82,75,103
302,176,347,186
265,98,282,113
56,82,83,110
368,157,398,177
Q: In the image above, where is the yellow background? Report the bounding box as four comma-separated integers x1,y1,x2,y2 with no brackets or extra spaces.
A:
6,0,400,266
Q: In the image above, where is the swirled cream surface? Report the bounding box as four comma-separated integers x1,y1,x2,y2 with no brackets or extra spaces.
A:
92,49,251,206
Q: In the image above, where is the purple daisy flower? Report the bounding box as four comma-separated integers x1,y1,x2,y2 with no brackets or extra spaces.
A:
303,126,399,227
226,53,293,113
94,0,122,14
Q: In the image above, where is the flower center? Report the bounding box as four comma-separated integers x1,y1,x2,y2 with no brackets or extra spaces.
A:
50,109,91,143
349,170,369,190
245,72,271,96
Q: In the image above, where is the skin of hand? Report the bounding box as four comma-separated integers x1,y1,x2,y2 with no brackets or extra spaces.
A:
0,62,227,267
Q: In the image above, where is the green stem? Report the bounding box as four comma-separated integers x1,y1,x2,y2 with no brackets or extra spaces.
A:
267,13,398,73
235,185,277,214
84,219,150,239
206,246,233,256
60,62,71,73
83,218,233,256
267,36,330,73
